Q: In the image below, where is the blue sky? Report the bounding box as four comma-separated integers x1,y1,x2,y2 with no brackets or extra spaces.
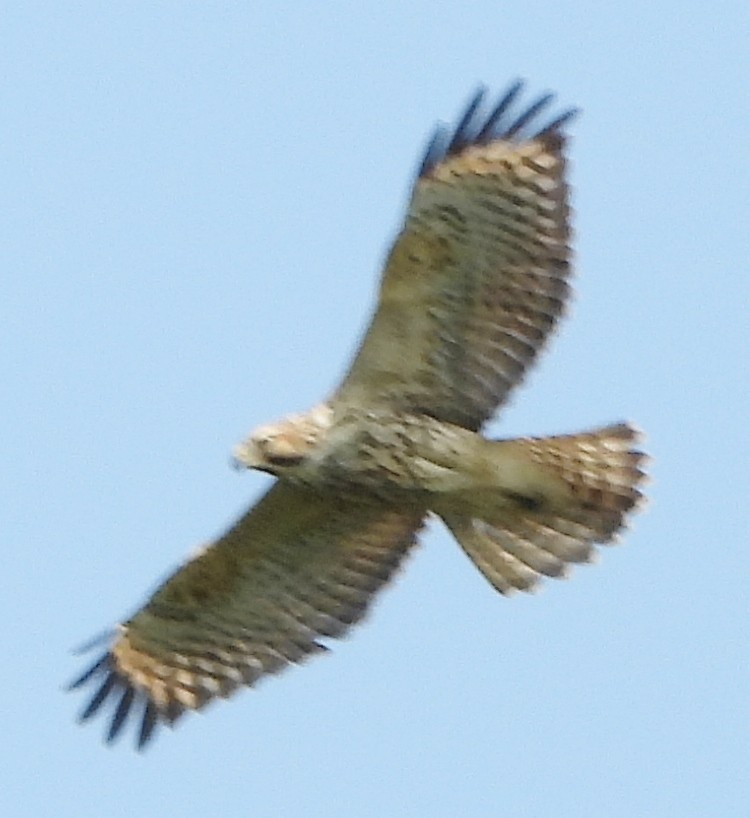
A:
3,3,749,816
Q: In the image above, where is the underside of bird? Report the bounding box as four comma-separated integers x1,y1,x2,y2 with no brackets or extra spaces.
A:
69,80,648,750
236,407,646,595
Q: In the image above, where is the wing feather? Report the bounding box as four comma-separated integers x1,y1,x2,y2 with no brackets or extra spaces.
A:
68,80,581,750
333,82,577,430
69,481,423,748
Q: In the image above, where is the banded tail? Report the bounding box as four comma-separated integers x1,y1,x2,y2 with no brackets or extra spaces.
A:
438,423,647,594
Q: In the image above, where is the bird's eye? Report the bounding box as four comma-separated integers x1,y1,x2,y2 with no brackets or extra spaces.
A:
264,452,305,467
258,436,305,467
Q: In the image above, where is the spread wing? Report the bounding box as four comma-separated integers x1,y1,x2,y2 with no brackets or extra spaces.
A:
69,481,423,749
332,82,576,431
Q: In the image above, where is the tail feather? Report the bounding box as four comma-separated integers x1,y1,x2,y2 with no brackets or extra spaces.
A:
439,423,647,595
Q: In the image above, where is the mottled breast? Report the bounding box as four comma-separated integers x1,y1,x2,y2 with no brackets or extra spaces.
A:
303,409,474,498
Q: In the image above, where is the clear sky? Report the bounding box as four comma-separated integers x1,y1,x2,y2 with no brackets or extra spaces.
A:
3,3,749,816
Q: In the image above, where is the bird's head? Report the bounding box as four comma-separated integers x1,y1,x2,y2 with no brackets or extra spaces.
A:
232,403,333,477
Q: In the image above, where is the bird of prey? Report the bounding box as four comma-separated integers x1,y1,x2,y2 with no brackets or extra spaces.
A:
69,80,647,749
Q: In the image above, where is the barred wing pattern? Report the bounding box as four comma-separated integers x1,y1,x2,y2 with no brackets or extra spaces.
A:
70,482,423,748
68,81,592,750
334,82,576,430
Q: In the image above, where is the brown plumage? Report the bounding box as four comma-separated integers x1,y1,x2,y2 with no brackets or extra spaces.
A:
69,81,647,749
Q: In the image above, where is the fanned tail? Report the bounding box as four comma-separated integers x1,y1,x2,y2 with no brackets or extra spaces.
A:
439,423,647,594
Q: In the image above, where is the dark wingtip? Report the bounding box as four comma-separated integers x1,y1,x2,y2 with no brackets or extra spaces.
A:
503,91,555,139
68,636,167,750
71,629,116,656
475,78,524,142
417,124,451,178
66,652,111,691
418,79,578,178
106,685,136,744
78,671,119,722
538,106,580,137
137,701,159,751
445,86,487,154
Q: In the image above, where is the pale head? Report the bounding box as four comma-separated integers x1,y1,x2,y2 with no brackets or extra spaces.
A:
232,403,333,476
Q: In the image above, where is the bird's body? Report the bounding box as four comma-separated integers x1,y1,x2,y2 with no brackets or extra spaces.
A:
243,406,476,495
70,81,647,748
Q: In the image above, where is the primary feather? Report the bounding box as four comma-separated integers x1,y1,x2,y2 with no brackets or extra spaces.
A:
69,81,646,749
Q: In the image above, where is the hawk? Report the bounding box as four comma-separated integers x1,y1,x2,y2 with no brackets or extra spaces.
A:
69,81,647,748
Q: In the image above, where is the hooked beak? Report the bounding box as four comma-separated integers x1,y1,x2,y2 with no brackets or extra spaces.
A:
231,439,258,471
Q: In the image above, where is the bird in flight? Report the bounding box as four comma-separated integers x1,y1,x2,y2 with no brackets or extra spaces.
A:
69,80,647,749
